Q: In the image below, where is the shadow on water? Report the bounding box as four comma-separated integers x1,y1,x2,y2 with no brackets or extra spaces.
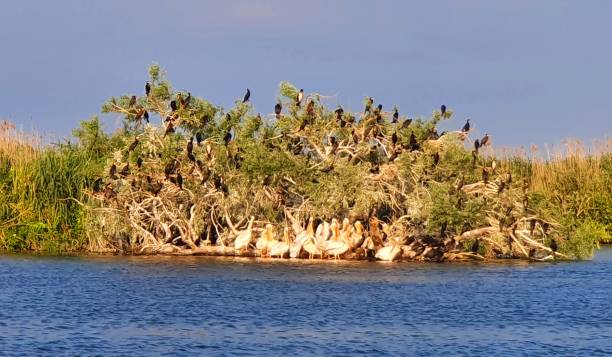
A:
1,247,611,355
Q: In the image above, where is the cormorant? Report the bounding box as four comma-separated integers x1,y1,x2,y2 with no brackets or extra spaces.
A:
391,131,398,146
136,157,143,169
474,139,480,152
119,163,129,177
185,92,191,107
364,97,373,113
143,110,149,123
103,184,117,200
109,164,117,179
306,100,315,117
298,119,308,131
196,132,204,145
128,138,139,152
177,173,183,189
550,238,558,254
433,152,440,166
200,165,210,183
188,152,196,162
409,132,419,151
440,105,447,116
164,122,175,137
129,95,137,107
401,118,412,129
242,88,251,103
223,131,232,146
482,168,489,184
392,108,399,123
150,180,163,196
145,82,151,96
461,119,470,132
164,160,177,178
297,89,304,106
170,100,177,112
480,133,490,146
335,106,344,121
274,102,282,119
187,137,194,154
178,93,185,108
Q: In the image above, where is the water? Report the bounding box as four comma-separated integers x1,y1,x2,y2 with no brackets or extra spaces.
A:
1,248,612,356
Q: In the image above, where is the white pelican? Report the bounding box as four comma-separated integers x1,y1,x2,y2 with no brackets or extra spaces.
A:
255,224,275,257
270,227,291,258
315,220,331,243
323,219,350,259
375,244,403,262
234,216,255,252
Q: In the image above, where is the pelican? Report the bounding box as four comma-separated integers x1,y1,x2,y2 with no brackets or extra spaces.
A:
234,216,255,252
375,245,403,262
270,227,291,258
315,220,331,243
350,221,365,249
323,219,350,259
255,224,275,257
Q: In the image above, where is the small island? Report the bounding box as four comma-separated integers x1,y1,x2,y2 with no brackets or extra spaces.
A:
0,65,609,262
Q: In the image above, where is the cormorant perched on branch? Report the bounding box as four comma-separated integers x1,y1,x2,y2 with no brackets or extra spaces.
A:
440,104,447,117
433,152,440,166
274,102,282,119
164,160,178,178
128,138,139,152
185,92,191,107
474,139,480,153
242,88,251,103
136,157,143,169
170,100,177,112
462,119,471,132
188,152,196,162
176,173,183,189
482,168,489,184
401,118,412,129
297,89,304,106
187,137,194,155
550,238,558,255
480,133,490,146
143,110,149,123
200,165,210,183
391,131,398,146
306,100,315,117
196,132,204,145
392,107,399,123
109,164,117,179
471,239,480,254
334,106,344,121
129,95,137,107
178,93,185,108
119,163,130,177
145,82,151,96
364,97,373,113
409,132,419,151
164,122,175,137
223,131,232,146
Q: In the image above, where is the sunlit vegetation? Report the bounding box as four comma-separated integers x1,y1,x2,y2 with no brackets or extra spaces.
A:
0,65,609,261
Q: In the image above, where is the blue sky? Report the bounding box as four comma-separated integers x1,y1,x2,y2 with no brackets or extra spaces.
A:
0,0,610,147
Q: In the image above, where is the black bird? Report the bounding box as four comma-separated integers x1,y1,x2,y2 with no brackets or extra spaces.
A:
145,82,151,96
409,132,419,151
474,139,480,152
187,137,194,154
274,102,282,119
439,221,448,238
143,110,149,123
440,104,447,117
550,238,558,254
150,180,163,196
334,106,344,121
296,89,304,106
164,160,177,178
223,131,232,146
461,119,471,132
109,164,117,179
480,133,490,146
306,100,315,117
93,178,103,193
364,97,373,113
401,118,412,129
188,152,196,162
376,103,383,112
178,93,186,108
298,119,308,131
164,122,175,137
392,108,399,123
185,92,191,107
170,100,177,112
128,138,139,152
472,150,478,166
433,152,440,166
103,184,117,200
129,95,137,107
196,132,204,145
119,163,130,177
242,88,251,103
176,173,183,189
391,131,398,146
471,239,480,254
136,156,143,169
482,168,489,184
201,114,211,126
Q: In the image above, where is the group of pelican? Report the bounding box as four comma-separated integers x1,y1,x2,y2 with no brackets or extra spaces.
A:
230,216,404,261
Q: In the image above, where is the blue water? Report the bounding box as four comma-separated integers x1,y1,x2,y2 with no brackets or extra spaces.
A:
1,248,612,356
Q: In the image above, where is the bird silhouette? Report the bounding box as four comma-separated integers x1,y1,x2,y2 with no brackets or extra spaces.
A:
242,88,251,103
128,138,139,152
274,102,282,119
170,100,177,112
136,157,143,169
145,82,151,96
462,119,470,132
440,104,447,117
187,137,194,154
480,133,490,146
143,110,149,123
297,89,304,106
109,164,117,179
392,108,399,123
129,95,137,107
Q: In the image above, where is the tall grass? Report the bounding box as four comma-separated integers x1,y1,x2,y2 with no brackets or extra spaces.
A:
0,120,106,252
